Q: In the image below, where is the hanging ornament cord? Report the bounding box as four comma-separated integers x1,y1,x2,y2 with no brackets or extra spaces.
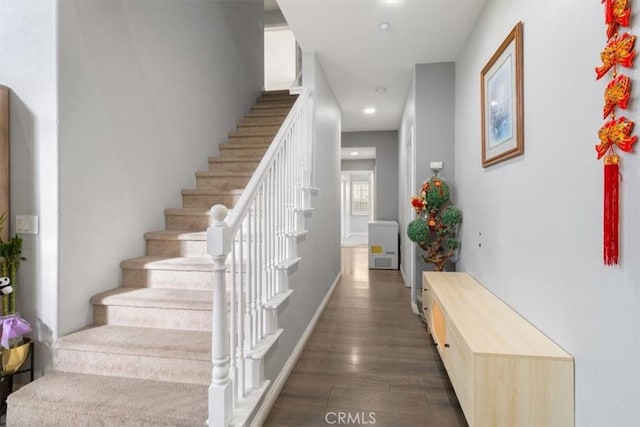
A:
603,152,620,265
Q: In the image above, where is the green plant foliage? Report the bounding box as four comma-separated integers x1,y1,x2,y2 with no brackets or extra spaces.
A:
441,206,462,227
424,178,450,211
407,175,462,271
407,219,430,244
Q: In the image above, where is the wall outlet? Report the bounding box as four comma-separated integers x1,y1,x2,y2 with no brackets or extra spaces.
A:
430,161,443,170
15,215,38,235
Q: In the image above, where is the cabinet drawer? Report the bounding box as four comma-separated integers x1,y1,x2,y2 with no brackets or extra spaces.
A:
443,316,474,422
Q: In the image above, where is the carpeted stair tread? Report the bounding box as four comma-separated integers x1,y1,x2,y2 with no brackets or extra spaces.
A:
7,371,207,426
121,256,214,271
195,171,253,178
207,156,263,163
90,287,212,310
144,230,206,241
219,142,271,149
164,207,210,216
182,188,245,195
56,325,210,360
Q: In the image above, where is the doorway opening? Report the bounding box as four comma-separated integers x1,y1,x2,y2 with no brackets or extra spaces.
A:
340,170,375,247
264,26,297,91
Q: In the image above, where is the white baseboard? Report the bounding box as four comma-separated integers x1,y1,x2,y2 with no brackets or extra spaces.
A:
249,271,342,427
411,301,419,315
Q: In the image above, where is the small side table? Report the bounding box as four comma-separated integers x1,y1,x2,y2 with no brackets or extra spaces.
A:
0,340,35,415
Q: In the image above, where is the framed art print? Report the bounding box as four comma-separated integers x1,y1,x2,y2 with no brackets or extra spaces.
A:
481,22,524,167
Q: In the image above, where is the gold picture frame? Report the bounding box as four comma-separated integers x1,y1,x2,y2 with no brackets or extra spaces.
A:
481,22,524,168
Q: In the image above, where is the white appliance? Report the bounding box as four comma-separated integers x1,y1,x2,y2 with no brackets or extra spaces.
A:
368,221,399,269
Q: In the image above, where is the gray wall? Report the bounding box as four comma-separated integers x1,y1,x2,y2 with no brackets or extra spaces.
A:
455,1,640,425
58,0,264,335
341,159,375,171
399,63,455,288
342,131,398,221
0,0,58,374
264,51,341,381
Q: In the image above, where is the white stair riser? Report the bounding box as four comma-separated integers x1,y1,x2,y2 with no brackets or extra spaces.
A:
196,175,251,191
219,146,268,158
146,239,207,257
56,349,211,385
94,305,212,331
182,192,241,209
165,213,210,231
208,160,260,173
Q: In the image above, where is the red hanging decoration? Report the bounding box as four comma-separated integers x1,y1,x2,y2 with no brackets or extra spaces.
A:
606,0,632,39
595,116,637,159
596,0,635,266
595,33,636,80
603,74,631,118
603,154,620,265
604,0,615,26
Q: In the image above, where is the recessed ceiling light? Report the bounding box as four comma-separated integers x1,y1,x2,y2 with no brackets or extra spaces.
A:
364,107,376,114
375,87,387,95
379,22,391,30
350,151,359,156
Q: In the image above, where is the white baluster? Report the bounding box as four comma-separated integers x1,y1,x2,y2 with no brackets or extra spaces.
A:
207,205,232,427
234,235,244,401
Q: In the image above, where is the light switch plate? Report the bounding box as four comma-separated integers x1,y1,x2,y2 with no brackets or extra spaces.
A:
430,161,443,170
15,215,38,235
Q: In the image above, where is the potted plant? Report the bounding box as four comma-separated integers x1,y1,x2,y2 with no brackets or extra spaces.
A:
407,175,462,272
0,211,31,376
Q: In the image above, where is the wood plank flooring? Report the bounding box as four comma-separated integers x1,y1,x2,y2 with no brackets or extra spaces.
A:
264,247,467,427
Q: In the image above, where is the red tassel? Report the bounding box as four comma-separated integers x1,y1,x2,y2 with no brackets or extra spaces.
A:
603,154,620,265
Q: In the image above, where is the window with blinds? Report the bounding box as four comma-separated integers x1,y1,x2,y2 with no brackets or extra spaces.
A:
351,181,370,215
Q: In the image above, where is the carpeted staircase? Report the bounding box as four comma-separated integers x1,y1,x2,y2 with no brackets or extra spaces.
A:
6,91,297,426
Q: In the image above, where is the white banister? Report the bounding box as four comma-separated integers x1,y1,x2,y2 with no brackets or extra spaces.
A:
207,205,233,427
207,88,314,426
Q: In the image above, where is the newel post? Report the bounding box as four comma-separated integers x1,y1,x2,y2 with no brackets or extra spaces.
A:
207,205,232,427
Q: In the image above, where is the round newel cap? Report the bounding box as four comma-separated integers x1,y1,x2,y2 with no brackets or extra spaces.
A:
210,205,228,224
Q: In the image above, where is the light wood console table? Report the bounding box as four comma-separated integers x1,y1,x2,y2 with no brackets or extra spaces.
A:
423,272,574,427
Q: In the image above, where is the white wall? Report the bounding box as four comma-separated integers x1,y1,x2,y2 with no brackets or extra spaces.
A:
0,0,58,374
264,51,341,381
264,28,296,91
455,1,640,425
342,131,398,221
58,0,264,335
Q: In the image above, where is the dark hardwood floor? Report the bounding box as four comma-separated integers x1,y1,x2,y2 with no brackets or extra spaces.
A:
264,247,467,427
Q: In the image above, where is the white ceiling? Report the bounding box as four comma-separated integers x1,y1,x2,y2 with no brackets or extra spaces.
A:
276,0,487,132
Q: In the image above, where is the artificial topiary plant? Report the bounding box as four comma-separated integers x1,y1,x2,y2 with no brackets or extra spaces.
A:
407,175,462,271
